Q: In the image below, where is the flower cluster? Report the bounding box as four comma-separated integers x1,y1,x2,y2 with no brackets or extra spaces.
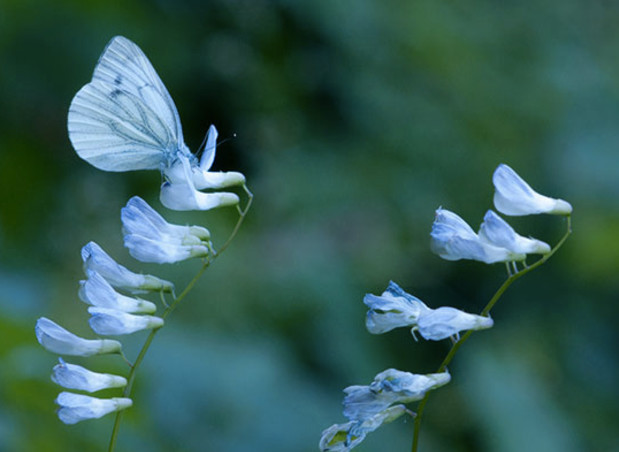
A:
45,36,252,446
431,164,571,265
35,195,228,424
364,281,493,341
320,164,572,451
320,370,449,451
160,125,246,211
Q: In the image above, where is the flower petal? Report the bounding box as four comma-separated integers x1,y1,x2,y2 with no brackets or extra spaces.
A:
124,233,208,264
479,210,550,255
493,164,572,216
88,307,164,335
81,241,173,293
79,270,157,313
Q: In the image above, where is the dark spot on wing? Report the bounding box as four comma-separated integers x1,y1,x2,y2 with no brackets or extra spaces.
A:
110,89,123,98
114,75,123,85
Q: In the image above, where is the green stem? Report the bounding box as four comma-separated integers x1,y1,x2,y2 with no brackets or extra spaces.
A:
107,185,253,452
411,215,571,452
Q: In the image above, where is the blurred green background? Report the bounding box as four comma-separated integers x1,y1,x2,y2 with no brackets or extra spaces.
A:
1,0,618,451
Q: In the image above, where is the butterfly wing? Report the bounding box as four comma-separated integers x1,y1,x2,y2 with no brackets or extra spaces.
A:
68,36,188,172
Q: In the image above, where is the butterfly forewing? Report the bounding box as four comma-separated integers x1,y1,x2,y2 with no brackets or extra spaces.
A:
68,36,188,172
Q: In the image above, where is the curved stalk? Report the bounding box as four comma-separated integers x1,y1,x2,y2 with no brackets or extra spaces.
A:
107,186,253,452
411,216,571,452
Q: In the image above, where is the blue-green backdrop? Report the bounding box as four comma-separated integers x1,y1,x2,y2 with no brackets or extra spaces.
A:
1,1,617,451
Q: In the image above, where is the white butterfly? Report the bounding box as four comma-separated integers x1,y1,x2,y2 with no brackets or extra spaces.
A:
68,36,191,172
68,36,245,211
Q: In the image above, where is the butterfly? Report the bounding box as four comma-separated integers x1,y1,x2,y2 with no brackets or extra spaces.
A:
68,36,193,172
68,36,244,211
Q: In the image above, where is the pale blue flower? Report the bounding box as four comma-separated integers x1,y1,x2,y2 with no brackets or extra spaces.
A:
343,368,450,421
79,270,157,313
431,208,525,263
479,210,550,255
364,281,429,334
55,392,132,424
81,241,173,293
493,164,572,216
51,358,127,393
415,307,493,341
364,282,494,341
88,307,164,335
122,196,211,243
35,317,121,357
160,154,239,211
319,405,411,452
164,125,245,190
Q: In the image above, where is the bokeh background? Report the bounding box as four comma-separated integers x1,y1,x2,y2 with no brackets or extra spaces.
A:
1,1,618,451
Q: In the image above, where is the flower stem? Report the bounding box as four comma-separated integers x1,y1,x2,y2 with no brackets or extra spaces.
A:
107,186,253,452
411,215,571,452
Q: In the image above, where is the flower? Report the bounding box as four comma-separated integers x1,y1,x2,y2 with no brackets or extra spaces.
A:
79,270,157,313
88,307,164,335
164,125,245,190
493,164,572,216
363,281,429,334
51,358,127,392
343,369,450,421
430,208,525,263
35,317,121,357
160,154,239,211
364,282,494,341
479,210,550,255
415,307,493,341
81,241,173,293
55,392,132,424
122,196,211,243
319,405,411,452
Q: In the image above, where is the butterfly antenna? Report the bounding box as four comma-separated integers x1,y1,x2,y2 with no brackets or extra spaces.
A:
217,133,238,149
197,132,238,158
